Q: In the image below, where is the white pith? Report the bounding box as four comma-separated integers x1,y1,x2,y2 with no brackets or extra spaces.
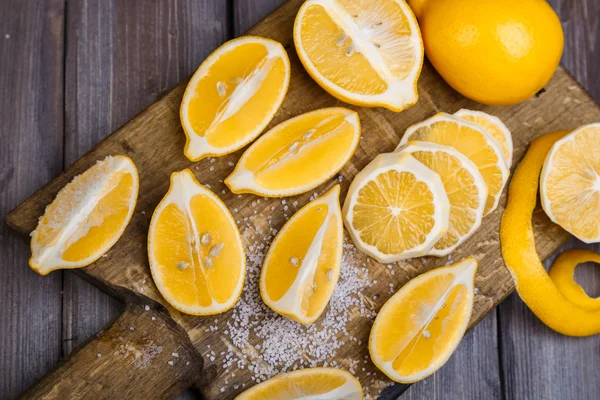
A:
236,367,363,400
294,0,423,111
369,258,477,383
540,123,600,243
260,186,343,324
343,153,451,263
148,169,245,315
30,155,139,273
181,36,290,161
226,108,360,197
397,113,510,216
395,142,488,256
454,108,514,167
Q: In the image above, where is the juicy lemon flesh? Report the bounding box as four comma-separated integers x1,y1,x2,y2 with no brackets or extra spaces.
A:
153,195,243,308
407,121,504,214
545,126,600,240
374,275,469,377
410,150,481,251
62,173,133,261
457,114,511,165
352,170,435,255
264,205,340,319
242,372,347,399
247,112,356,191
300,0,416,94
186,41,287,149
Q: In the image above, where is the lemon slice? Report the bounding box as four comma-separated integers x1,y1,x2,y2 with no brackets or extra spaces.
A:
180,36,290,161
260,185,343,324
397,113,509,215
29,155,139,275
396,142,487,256
540,123,600,243
454,109,513,167
343,153,449,263
294,0,423,111
148,169,245,315
235,367,363,400
225,107,360,197
369,257,477,383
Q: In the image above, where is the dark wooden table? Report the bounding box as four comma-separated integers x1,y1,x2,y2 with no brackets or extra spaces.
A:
0,1,598,399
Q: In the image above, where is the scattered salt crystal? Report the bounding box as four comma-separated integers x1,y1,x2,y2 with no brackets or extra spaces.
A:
172,352,179,357
168,360,174,366
151,317,156,321
228,162,235,167
210,166,215,172
97,353,102,358
130,326,135,331
144,305,150,311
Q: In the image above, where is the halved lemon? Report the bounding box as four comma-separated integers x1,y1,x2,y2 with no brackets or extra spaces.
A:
343,152,450,263
454,109,513,167
29,155,139,275
260,185,343,324
369,257,477,383
396,142,487,256
397,113,509,215
294,0,423,111
540,123,600,243
225,107,360,197
180,36,290,161
148,169,245,315
235,367,363,400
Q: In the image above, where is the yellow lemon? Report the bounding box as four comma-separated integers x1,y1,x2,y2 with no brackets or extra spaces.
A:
408,0,563,105
540,123,600,243
30,155,139,275
294,0,423,111
260,185,343,325
226,107,360,197
235,367,363,400
148,169,245,315
181,36,290,161
369,257,478,383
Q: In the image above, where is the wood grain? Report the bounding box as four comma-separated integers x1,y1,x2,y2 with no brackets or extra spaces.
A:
0,1,65,398
498,2,600,399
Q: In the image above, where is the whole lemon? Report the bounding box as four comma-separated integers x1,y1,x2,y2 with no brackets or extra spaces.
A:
409,0,564,105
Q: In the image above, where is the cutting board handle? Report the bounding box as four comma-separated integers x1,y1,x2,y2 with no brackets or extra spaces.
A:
20,301,203,399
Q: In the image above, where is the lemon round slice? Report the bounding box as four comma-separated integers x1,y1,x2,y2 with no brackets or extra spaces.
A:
235,367,363,400
294,0,423,111
225,107,360,197
369,257,477,383
260,185,343,325
396,142,487,256
30,155,139,275
148,169,245,315
343,153,450,263
540,123,600,243
397,113,509,215
454,109,513,167
181,36,290,161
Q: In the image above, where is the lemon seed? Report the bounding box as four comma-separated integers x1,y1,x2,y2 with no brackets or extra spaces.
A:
303,129,316,140
290,257,299,266
201,232,212,245
231,77,243,84
209,242,224,257
346,45,355,57
289,142,299,153
327,268,333,281
204,257,214,268
216,81,227,97
423,330,431,339
335,33,347,47
176,261,189,271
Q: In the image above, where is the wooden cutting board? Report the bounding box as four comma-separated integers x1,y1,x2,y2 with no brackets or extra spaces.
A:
6,0,600,398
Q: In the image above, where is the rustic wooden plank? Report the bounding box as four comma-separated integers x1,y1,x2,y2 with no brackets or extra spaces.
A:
0,0,65,398
233,1,503,398
62,0,230,356
5,0,600,398
498,1,600,399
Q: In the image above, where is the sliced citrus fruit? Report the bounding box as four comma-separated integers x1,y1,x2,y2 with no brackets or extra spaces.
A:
148,169,245,315
29,155,139,275
225,107,360,197
397,113,509,215
235,367,363,400
260,185,343,324
294,0,423,111
454,109,513,167
501,130,600,336
343,152,449,263
540,123,600,243
396,142,487,256
369,257,477,383
180,36,290,161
